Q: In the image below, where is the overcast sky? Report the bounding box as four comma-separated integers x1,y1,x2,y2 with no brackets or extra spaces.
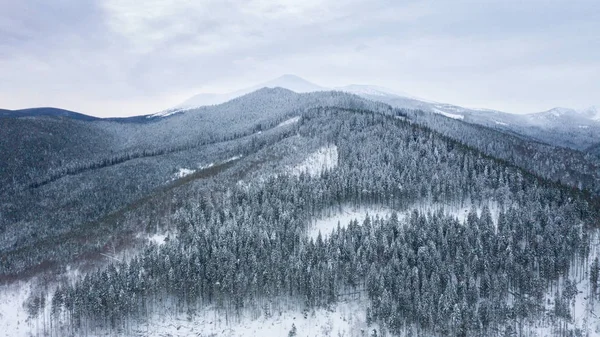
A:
1,0,598,117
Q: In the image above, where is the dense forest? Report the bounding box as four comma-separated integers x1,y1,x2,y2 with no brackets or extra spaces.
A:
18,107,600,336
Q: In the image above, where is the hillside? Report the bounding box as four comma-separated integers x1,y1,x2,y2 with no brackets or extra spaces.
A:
1,88,600,337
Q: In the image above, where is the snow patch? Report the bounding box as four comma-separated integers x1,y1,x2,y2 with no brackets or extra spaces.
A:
224,155,243,163
291,145,338,177
433,108,465,120
494,120,509,126
276,116,300,128
308,202,501,240
148,106,201,118
149,233,168,246
309,206,393,240
200,162,215,169
0,281,31,337
174,168,195,178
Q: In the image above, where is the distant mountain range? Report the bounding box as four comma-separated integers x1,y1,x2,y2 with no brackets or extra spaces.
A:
148,74,600,151
2,74,599,151
152,74,599,129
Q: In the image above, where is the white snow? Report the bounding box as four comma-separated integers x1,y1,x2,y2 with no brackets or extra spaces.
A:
0,280,31,337
174,168,195,178
127,299,380,337
276,116,300,128
148,107,187,118
224,155,243,163
308,202,501,240
523,229,600,336
433,108,465,120
579,125,590,129
291,145,338,177
149,233,168,246
494,120,509,126
175,75,327,110
309,205,393,240
166,75,425,112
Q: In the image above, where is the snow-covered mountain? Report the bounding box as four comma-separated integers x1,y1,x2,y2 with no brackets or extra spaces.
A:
333,84,417,99
527,106,600,124
180,74,327,108
150,74,599,151
153,75,423,117
151,75,327,117
159,74,598,124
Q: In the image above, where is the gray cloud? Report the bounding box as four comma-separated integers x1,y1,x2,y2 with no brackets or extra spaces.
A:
0,0,598,116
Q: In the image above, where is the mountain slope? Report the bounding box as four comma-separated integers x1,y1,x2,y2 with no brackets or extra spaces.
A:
157,75,599,153
4,87,600,337
22,105,600,337
154,74,327,116
0,89,393,277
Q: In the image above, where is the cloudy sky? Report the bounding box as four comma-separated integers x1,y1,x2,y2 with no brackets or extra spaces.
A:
1,0,598,117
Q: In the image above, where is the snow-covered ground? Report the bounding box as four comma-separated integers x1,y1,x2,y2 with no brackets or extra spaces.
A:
148,233,168,246
0,280,31,337
128,299,380,337
291,145,338,177
434,109,465,120
224,155,243,163
308,201,501,240
172,156,241,180
174,168,195,178
520,229,600,336
309,205,393,240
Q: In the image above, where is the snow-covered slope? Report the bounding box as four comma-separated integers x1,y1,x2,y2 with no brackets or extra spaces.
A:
151,74,599,151
335,84,418,99
180,74,326,108
153,75,415,117
158,75,326,114
527,106,600,125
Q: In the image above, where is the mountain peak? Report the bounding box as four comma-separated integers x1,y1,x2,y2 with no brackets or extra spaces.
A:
335,84,420,101
274,74,307,81
261,74,326,93
531,106,600,123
